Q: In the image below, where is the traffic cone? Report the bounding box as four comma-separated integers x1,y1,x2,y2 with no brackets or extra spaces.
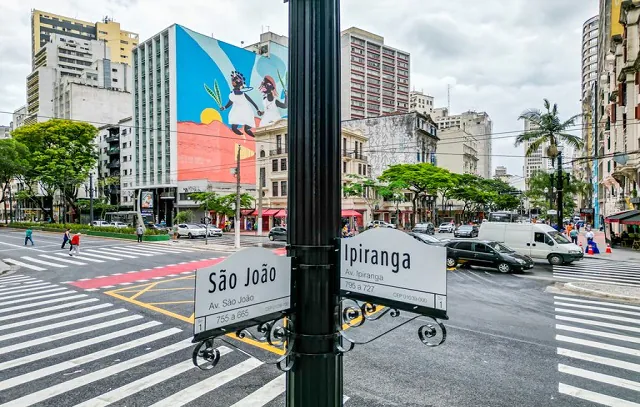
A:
587,244,594,255
606,244,612,254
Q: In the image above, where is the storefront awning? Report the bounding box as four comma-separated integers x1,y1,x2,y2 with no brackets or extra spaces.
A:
341,210,363,217
605,209,640,223
620,214,640,225
275,210,287,218
241,209,255,216
261,209,281,216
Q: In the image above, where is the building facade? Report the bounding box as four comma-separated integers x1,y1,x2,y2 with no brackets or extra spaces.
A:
11,106,27,130
409,90,434,116
340,27,410,120
582,16,600,98
436,127,478,175
0,126,10,139
94,117,135,208
494,166,508,178
342,112,439,178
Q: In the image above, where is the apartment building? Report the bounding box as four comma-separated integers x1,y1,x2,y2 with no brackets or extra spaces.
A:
11,106,27,130
436,127,479,175
94,118,135,208
409,90,434,116
31,10,138,66
340,27,411,120
0,126,10,139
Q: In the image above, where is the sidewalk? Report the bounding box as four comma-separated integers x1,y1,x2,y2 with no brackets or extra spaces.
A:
563,281,640,303
575,231,640,263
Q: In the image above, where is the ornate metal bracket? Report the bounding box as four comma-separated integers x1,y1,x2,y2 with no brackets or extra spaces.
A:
192,316,295,372
336,298,446,353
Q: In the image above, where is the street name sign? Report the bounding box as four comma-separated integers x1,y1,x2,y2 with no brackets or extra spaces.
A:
340,228,447,319
193,247,292,341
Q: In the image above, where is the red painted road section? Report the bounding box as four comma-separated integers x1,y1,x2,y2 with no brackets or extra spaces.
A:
70,258,224,289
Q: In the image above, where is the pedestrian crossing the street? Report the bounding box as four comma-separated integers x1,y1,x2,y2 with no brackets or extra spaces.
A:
554,295,640,406
2,243,211,272
553,258,640,287
0,273,309,407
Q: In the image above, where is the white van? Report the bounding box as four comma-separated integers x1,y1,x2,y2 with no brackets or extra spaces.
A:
478,222,583,265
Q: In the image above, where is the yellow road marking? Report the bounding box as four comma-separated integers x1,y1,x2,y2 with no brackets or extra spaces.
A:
147,300,195,306
130,282,157,300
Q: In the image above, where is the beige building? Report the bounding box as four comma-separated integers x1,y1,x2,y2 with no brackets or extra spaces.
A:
436,127,479,175
409,90,434,116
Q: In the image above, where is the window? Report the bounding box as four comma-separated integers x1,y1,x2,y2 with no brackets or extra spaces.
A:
260,149,266,158
272,159,278,172
358,163,362,175
534,232,547,244
343,161,347,173
474,243,492,253
455,242,473,251
281,158,287,171
281,181,287,196
272,182,279,197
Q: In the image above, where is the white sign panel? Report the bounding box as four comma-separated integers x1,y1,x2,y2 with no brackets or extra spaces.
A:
194,247,291,336
340,228,447,314
547,210,558,215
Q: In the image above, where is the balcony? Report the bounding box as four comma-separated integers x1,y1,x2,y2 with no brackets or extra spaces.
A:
107,161,121,169
343,151,367,162
270,147,288,156
105,134,120,143
107,147,120,155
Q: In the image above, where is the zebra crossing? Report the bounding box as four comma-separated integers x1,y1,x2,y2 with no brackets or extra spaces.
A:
0,273,298,407
553,258,640,287
554,295,640,406
2,243,211,272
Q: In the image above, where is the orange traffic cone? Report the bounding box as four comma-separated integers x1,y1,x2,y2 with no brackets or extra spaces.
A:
587,244,594,255
606,244,612,254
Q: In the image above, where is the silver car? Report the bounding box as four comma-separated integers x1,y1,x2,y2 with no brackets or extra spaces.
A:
177,224,206,239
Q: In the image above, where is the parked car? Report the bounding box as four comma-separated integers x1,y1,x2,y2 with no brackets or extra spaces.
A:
367,220,396,229
198,224,223,237
109,221,128,229
177,224,206,239
146,223,169,233
91,220,109,227
412,223,435,235
408,232,444,246
454,225,479,238
444,240,534,273
438,223,455,233
268,226,287,241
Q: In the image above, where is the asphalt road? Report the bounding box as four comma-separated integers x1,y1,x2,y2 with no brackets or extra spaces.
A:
0,229,638,406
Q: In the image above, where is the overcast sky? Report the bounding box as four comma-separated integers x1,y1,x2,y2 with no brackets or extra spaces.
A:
0,0,598,176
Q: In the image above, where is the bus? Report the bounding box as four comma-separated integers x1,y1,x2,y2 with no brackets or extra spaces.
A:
104,211,152,228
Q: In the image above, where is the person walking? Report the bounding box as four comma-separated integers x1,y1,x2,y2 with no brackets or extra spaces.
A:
61,228,71,249
69,233,81,256
24,228,34,246
569,227,578,245
136,224,144,243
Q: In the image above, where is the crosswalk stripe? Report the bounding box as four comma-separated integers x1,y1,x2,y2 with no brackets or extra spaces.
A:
0,338,193,407
2,259,46,271
556,324,640,345
58,251,119,261
0,327,182,392
129,244,194,253
556,335,640,358
556,308,640,325
555,301,640,318
0,321,162,372
0,286,68,301
0,303,113,332
0,314,142,356
86,248,138,259
20,256,67,268
112,247,156,256
556,315,640,334
553,275,640,287
0,290,76,307
0,298,99,322
230,374,285,407
38,254,87,265
0,274,26,280
149,357,264,407
555,264,640,274
559,383,640,406
73,347,234,407
554,269,640,282
53,252,106,263
0,308,128,343
554,271,640,284
0,282,53,295
559,364,640,392
554,296,640,311
0,294,87,315
558,348,640,374
0,276,35,283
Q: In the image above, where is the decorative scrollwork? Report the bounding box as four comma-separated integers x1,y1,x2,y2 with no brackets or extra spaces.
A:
192,339,221,371
418,318,446,347
340,298,400,329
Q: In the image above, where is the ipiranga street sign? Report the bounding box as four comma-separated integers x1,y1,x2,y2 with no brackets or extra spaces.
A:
193,248,292,341
340,228,447,318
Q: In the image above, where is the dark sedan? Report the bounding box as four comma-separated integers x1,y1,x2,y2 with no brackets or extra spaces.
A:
408,232,444,246
454,225,479,238
444,240,534,273
268,226,287,241
412,223,435,235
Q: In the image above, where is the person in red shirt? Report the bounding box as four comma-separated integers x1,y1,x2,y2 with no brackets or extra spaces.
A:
69,233,81,256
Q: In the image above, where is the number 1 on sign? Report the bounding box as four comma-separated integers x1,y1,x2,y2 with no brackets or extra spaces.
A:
435,295,446,310
195,317,205,334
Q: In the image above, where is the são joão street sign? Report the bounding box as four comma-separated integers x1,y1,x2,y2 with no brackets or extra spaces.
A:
340,228,448,319
193,247,292,341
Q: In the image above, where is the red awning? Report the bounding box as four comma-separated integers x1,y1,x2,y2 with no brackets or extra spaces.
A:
261,209,281,216
241,209,255,216
341,210,363,218
274,210,287,218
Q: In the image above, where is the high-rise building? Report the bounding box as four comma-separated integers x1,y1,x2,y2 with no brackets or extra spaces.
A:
522,119,562,188
340,27,410,120
409,90,434,116
494,166,508,178
582,16,599,99
31,10,138,67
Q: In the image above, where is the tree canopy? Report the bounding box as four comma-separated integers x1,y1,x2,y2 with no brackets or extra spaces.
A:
189,192,255,217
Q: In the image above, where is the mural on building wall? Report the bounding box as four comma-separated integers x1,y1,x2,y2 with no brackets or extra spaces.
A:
176,25,288,183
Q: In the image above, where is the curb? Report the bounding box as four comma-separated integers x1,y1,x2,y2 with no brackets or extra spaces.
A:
564,282,640,303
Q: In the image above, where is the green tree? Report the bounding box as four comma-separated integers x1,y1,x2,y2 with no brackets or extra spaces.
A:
378,180,407,227
11,120,99,222
514,99,583,166
189,192,254,217
342,175,382,220
0,139,28,223
174,210,194,224
525,171,582,218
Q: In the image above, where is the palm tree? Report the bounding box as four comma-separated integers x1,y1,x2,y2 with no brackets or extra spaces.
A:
515,99,584,167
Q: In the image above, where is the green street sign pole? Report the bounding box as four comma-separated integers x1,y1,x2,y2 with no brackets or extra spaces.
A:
286,0,343,406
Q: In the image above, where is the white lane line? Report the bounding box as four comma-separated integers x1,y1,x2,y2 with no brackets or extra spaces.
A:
73,347,234,407
87,248,138,259
38,255,87,265
552,275,640,287
0,286,68,301
556,315,640,334
230,374,285,407
0,274,26,281
56,252,118,261
554,272,640,285
559,363,640,392
0,294,88,315
554,296,640,311
556,324,640,345
0,290,76,307
555,301,640,318
554,266,640,277
0,321,162,372
0,298,99,322
0,282,54,295
111,247,155,256
148,357,264,407
558,383,640,406
52,252,105,263
1,338,193,407
2,259,46,271
137,244,195,253
0,276,35,283
467,270,498,284
0,327,182,392
0,314,143,357
555,263,640,272
20,256,67,268
0,308,128,342
0,303,113,331
556,335,640,358
555,308,640,326
558,348,640,374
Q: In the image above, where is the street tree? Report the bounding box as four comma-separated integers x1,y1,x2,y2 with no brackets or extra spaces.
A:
174,210,194,224
342,175,382,221
525,171,582,217
11,120,99,222
189,192,254,218
514,99,583,167
0,138,28,223
378,180,408,228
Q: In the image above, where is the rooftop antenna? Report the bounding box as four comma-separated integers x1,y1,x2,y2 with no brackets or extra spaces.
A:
447,84,451,112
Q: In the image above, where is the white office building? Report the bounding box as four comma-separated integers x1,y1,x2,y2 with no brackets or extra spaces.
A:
409,90,434,116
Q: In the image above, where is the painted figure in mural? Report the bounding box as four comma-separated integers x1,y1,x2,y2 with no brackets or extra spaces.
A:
220,71,262,137
259,75,288,125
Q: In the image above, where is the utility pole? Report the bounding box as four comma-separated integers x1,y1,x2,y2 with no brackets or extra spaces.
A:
8,185,13,224
557,152,564,230
257,170,263,237
89,173,94,223
235,145,241,249
205,198,208,245
287,0,342,405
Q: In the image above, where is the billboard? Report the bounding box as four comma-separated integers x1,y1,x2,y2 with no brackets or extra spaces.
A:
175,25,288,183
612,0,623,37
